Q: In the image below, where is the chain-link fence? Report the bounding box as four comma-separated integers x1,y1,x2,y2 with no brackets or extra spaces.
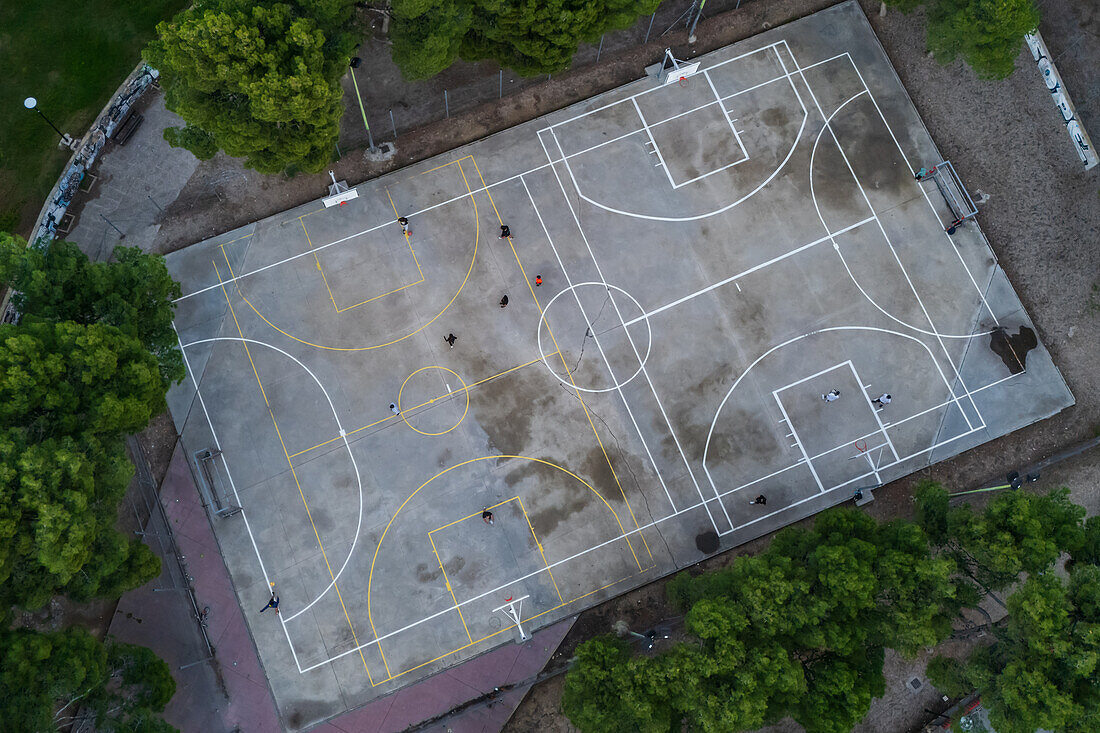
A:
338,0,756,152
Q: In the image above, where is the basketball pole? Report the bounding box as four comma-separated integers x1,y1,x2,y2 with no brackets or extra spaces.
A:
688,0,706,44
348,61,377,153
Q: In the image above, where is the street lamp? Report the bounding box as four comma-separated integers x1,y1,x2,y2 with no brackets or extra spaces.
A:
24,96,75,148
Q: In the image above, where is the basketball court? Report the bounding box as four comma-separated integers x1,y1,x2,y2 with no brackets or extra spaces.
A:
165,3,1073,728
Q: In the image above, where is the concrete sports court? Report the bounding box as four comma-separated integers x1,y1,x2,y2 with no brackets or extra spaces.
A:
165,2,1073,727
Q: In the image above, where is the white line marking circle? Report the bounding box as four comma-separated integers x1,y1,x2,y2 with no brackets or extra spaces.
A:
536,281,652,393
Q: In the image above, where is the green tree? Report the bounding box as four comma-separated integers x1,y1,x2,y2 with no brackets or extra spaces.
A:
928,568,1100,733
0,627,177,732
0,234,185,388
926,0,1039,79
391,0,661,80
564,508,960,733
916,484,1085,595
144,0,358,173
0,321,164,609
0,321,165,440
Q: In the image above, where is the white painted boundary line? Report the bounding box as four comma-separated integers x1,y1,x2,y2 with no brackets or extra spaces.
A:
849,362,901,462
173,326,303,673
843,56,1000,327
295,365,1018,673
772,391,826,493
521,176,680,517
630,97,676,189
543,128,735,533
784,43,985,437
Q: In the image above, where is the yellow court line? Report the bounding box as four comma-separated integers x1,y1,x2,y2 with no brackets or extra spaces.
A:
300,219,342,312
428,533,474,644
213,261,378,685
421,154,473,176
367,454,637,685
221,162,479,352
467,155,652,565
518,497,564,604
288,354,555,459
397,366,470,437
299,216,425,314
376,564,652,685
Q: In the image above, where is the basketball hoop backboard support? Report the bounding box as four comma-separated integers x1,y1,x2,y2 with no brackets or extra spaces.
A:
657,48,701,86
323,170,359,208
493,595,530,643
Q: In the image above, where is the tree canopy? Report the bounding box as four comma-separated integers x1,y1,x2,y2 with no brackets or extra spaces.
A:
391,0,662,80
0,320,164,609
883,0,1040,80
0,626,177,732
0,234,184,388
145,0,359,173
564,508,961,733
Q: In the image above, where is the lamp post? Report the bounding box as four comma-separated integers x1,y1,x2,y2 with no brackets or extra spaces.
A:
348,59,377,153
24,96,75,149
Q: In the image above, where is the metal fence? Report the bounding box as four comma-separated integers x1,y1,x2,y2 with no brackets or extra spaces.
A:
341,0,755,150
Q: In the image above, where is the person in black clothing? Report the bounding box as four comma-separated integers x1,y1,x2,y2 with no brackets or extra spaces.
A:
260,594,280,614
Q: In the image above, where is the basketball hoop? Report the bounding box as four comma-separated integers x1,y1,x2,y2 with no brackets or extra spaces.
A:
854,439,867,453
678,75,689,88
493,594,530,642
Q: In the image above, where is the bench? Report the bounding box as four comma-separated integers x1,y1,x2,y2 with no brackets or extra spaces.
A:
111,109,144,145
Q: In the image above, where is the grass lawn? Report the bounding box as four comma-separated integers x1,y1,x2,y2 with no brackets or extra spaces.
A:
0,0,189,236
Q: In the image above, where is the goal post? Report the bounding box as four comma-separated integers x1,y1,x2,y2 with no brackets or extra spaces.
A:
915,160,977,233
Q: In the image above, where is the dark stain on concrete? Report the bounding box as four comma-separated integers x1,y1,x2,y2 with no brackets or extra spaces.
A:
761,106,789,128
990,326,1037,374
696,530,719,554
416,562,441,583
475,371,553,455
581,446,619,499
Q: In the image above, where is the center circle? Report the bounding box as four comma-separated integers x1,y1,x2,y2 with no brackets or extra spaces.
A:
397,366,470,436
536,282,652,393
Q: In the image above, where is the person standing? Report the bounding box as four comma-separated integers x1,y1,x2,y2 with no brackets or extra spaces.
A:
444,333,457,348
482,509,494,525
260,594,280,614
749,495,767,505
822,389,841,402
500,295,509,308
499,224,511,239
872,393,892,409
534,275,542,287
389,403,400,415
398,216,410,235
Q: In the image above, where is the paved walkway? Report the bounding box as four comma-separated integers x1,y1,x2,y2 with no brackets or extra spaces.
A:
65,89,198,259
107,443,572,731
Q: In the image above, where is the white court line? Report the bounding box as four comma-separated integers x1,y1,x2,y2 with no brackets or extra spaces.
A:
772,393,825,493
621,215,875,328
297,368,1020,672
297,403,995,674
784,43,983,436
844,56,1000,326
849,362,900,461
521,176,680,516
180,335,368,634
544,129,735,533
174,44,835,306
630,97,676,189
173,326,302,672
703,68,749,161
702,324,969,500
553,49,809,222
